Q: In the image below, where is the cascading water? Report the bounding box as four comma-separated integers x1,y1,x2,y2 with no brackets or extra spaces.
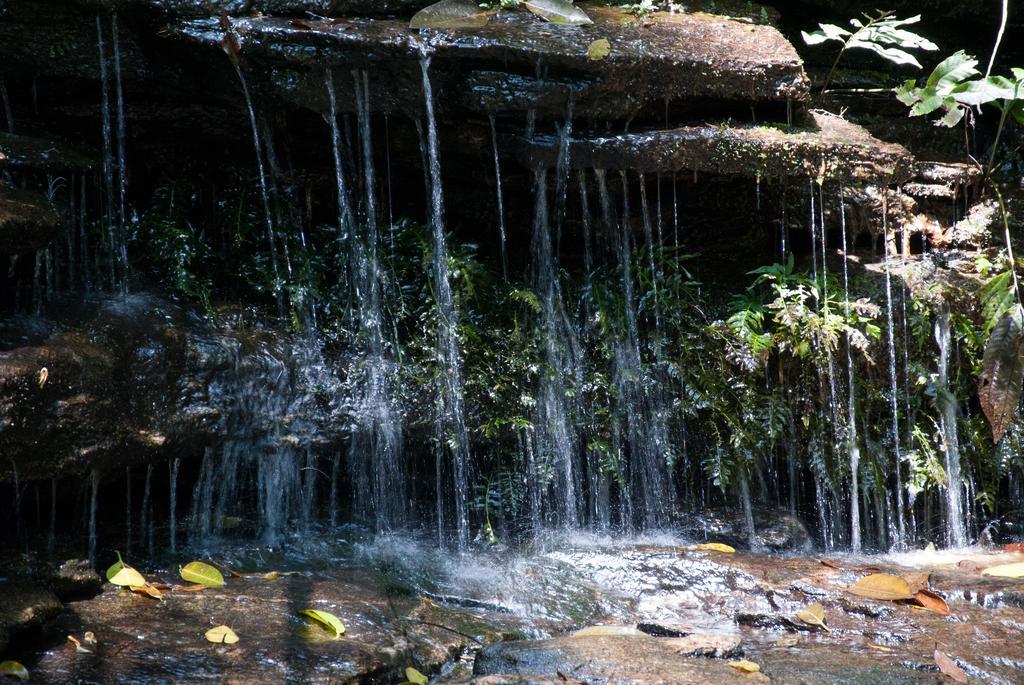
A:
530,167,582,527
421,53,471,549
838,187,862,551
345,69,406,532
489,114,509,280
881,190,907,548
935,303,968,547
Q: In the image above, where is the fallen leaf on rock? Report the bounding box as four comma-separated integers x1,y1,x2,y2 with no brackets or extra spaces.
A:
913,589,950,615
818,559,843,570
934,650,968,682
205,625,239,644
775,634,800,647
68,635,92,653
901,571,931,594
263,571,280,580
848,573,914,601
728,659,761,673
524,0,593,25
795,602,830,631
37,367,48,388
980,561,1024,578
694,542,736,554
298,609,345,639
0,661,29,681
180,561,225,588
587,38,611,61
106,551,146,587
129,584,163,600
84,631,97,648
1004,543,1024,553
574,625,644,637
173,584,210,592
867,643,894,653
405,667,429,685
409,0,491,29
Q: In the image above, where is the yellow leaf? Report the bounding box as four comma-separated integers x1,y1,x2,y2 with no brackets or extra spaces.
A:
129,584,163,600
298,609,345,639
795,602,830,632
205,625,239,644
180,561,225,588
728,659,761,673
694,542,736,554
980,561,1024,578
0,661,29,681
263,571,281,581
37,367,48,388
106,551,146,587
405,667,429,685
847,573,914,601
587,38,611,61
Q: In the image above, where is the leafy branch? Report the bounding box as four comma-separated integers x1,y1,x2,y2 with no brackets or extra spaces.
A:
802,12,937,95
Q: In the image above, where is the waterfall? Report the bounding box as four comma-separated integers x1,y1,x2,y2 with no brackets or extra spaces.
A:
112,14,129,288
935,303,968,547
169,458,180,553
881,190,907,547
347,69,406,532
421,54,471,549
97,17,119,290
530,168,581,527
88,470,99,566
0,77,13,133
141,464,153,558
233,63,284,315
125,466,132,552
838,188,862,551
489,114,509,280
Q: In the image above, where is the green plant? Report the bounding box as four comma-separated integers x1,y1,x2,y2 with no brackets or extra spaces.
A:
802,12,937,94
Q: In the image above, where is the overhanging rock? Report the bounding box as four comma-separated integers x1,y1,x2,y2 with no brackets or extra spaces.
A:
173,3,808,119
517,111,914,183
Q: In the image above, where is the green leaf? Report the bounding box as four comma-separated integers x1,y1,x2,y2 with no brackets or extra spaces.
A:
298,609,346,639
801,23,850,45
979,306,1024,443
925,50,979,93
524,0,592,25
205,625,239,644
950,75,1017,107
0,661,29,682
180,561,225,588
106,551,147,587
409,0,491,29
406,667,429,685
587,38,611,61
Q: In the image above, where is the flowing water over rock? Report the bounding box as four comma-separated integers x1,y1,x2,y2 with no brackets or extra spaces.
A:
1,1,1023,681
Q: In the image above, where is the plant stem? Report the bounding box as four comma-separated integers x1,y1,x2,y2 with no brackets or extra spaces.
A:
985,0,1009,78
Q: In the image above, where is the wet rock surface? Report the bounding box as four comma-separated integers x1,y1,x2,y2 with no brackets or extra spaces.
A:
681,507,812,552
0,188,62,254
0,295,344,481
11,541,1024,684
0,581,63,655
0,133,98,173
472,634,764,684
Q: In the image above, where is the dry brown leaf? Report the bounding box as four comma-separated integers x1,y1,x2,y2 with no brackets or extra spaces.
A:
867,643,894,653
1004,543,1024,553
818,559,843,570
957,559,984,572
913,590,950,616
934,650,968,682
794,603,830,632
173,583,210,592
129,584,163,600
728,659,761,673
67,635,92,654
980,562,1024,578
847,573,914,601
901,571,931,594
